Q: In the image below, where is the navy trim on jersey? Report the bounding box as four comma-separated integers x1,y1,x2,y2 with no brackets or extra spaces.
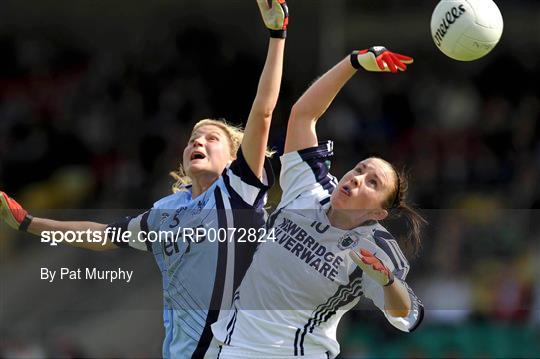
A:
232,214,261,292
297,141,335,195
400,280,424,331
373,230,405,279
217,345,223,358
311,268,363,330
107,211,153,252
223,168,269,292
253,178,270,209
293,328,301,356
313,284,363,331
223,146,274,210
222,174,252,209
348,267,364,284
319,196,331,206
228,172,269,291
107,219,129,248
224,291,241,345
192,187,229,358
387,238,409,277
312,268,363,327
262,151,276,189
295,268,364,356
267,203,287,229
298,324,307,355
297,140,334,160
410,305,425,332
228,146,275,190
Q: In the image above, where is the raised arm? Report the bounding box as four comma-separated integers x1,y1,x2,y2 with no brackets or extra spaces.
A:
285,58,356,153
1,191,117,251
241,0,288,178
284,47,413,153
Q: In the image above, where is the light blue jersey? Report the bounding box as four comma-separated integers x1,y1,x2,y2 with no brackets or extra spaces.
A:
109,148,274,358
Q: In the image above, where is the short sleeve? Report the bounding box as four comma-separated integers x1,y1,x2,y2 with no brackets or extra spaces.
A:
107,209,160,252
278,141,338,208
363,275,424,332
222,146,275,208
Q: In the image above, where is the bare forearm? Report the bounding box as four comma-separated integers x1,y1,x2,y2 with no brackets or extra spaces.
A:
28,217,116,251
243,37,285,177
250,37,285,117
383,280,412,318
292,56,357,121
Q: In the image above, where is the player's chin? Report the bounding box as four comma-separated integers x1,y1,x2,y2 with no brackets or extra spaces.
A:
185,163,203,176
330,192,347,209
188,160,207,170
189,164,222,177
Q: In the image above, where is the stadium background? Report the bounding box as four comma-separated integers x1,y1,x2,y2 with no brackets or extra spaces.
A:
0,0,538,357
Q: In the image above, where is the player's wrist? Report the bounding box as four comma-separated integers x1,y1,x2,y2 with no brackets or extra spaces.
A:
350,47,387,72
269,29,286,39
18,214,34,232
349,50,362,70
383,271,395,287
258,0,288,39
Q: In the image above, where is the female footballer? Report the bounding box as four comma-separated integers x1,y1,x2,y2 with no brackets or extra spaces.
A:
0,1,288,357
212,47,426,358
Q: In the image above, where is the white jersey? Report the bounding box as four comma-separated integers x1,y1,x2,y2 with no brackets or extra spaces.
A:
211,141,423,358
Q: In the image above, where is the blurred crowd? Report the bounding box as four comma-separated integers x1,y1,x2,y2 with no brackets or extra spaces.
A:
1,2,539,357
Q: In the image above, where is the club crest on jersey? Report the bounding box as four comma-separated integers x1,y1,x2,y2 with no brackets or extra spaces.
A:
338,233,358,250
160,212,170,225
192,200,205,215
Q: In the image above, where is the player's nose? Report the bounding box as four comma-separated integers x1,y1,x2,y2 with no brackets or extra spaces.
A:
192,137,204,147
350,175,361,188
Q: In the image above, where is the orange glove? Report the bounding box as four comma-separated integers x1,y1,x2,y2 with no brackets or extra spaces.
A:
0,191,33,231
349,248,394,286
350,46,413,73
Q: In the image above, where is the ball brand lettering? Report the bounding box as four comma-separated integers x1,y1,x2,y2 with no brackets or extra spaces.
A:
433,4,466,47
473,41,494,50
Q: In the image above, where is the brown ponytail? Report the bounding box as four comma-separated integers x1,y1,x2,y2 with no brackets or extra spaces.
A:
378,160,427,257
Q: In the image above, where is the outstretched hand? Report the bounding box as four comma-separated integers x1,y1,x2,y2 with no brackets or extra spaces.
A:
349,248,395,287
351,46,413,73
257,0,289,38
0,191,33,231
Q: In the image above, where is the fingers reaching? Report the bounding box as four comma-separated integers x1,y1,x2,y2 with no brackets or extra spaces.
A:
382,52,398,73
392,52,414,64
352,47,413,73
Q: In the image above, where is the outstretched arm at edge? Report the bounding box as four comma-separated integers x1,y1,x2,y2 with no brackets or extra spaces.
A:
1,191,117,251
242,0,288,178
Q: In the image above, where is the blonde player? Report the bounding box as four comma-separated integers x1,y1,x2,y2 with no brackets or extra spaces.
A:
212,47,426,358
0,1,288,357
